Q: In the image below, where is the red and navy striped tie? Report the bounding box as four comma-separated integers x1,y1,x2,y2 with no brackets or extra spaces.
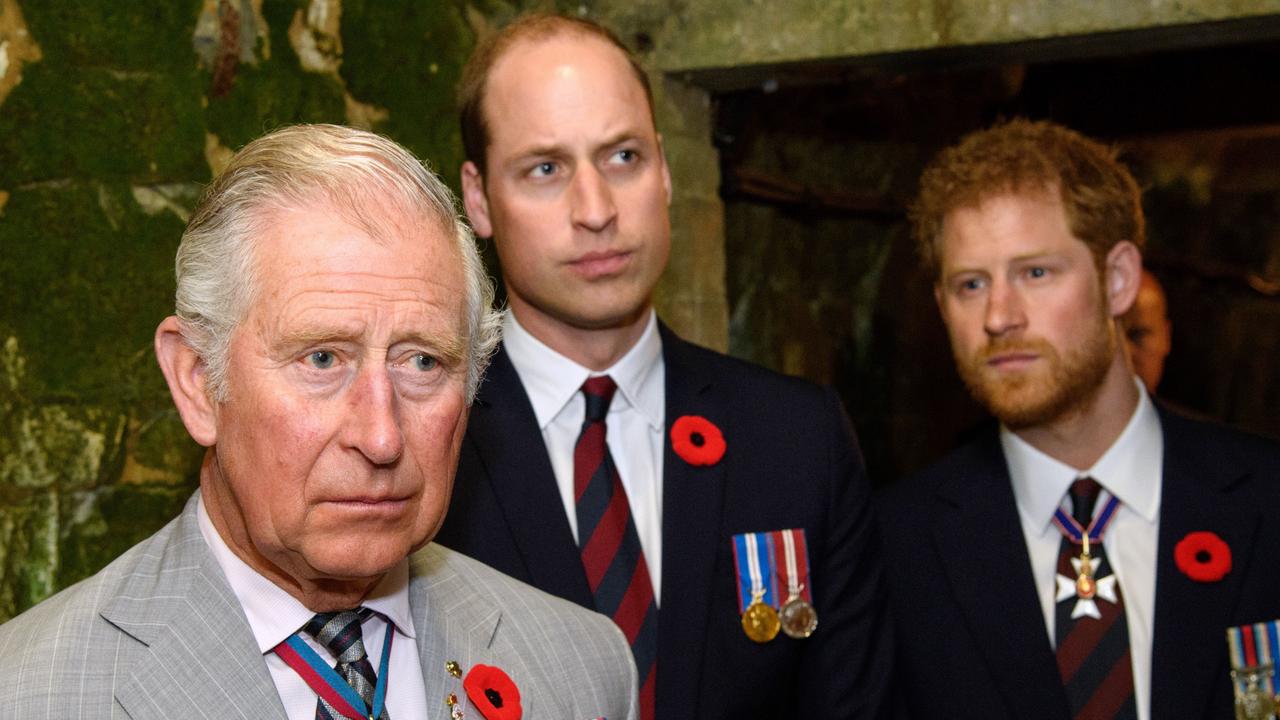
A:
1055,478,1136,720
574,376,658,720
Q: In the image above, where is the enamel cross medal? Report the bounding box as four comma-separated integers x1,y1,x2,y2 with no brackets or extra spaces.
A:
1052,491,1121,620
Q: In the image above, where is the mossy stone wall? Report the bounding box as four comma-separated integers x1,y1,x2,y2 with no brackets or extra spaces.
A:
0,0,507,622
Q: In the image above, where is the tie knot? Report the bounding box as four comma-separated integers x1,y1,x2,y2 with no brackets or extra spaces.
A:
305,607,373,663
1069,477,1102,525
581,375,617,422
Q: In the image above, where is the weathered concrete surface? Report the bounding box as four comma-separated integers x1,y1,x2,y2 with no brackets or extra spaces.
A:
609,0,1280,73
653,77,730,350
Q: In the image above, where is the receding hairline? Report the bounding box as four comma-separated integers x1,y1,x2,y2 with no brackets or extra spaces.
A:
460,14,655,173
489,30,652,128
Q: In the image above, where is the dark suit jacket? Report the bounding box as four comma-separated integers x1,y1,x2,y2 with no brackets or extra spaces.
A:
878,406,1280,720
436,325,894,719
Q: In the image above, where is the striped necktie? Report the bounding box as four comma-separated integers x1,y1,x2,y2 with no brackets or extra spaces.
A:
1055,478,1136,719
305,608,389,720
574,375,658,720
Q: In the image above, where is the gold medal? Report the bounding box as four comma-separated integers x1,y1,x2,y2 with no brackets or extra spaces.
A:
742,597,781,643
1076,535,1096,599
780,595,818,639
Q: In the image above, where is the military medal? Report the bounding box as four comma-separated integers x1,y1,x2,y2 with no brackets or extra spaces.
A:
780,596,818,639
733,528,816,642
742,588,781,643
1051,486,1121,619
773,528,818,639
733,531,781,643
1227,621,1280,720
1075,534,1096,599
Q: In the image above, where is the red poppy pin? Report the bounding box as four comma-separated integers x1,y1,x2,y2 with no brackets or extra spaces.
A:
671,415,726,466
1174,531,1232,583
463,664,522,720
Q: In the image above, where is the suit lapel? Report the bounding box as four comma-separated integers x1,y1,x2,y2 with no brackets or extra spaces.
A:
106,497,286,720
655,327,727,715
466,345,593,606
411,546,557,718
931,433,1071,720
1150,409,1260,720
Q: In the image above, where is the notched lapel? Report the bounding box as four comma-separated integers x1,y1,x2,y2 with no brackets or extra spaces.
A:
104,514,285,720
465,346,593,606
413,557,552,719
656,327,727,716
931,437,1071,720
1151,414,1261,720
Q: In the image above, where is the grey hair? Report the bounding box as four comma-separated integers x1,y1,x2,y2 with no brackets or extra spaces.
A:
174,123,502,403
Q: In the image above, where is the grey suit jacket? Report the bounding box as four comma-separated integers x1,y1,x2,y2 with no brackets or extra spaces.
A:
0,492,638,719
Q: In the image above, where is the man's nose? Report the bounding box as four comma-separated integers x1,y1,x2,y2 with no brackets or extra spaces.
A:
984,279,1027,337
569,165,617,232
347,365,404,465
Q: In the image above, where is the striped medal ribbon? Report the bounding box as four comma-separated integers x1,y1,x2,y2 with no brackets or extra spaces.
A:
1052,492,1121,600
1227,620,1280,719
275,622,394,720
732,531,780,642
771,528,818,639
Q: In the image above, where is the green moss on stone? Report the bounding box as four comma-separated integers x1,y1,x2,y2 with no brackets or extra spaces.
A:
0,62,208,185
0,182,181,402
21,1,206,74
0,489,59,620
131,409,205,475
203,0,347,150
340,0,474,191
57,483,192,591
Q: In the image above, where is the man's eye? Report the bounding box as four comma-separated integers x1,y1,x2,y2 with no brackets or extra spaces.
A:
412,354,438,372
530,162,556,178
614,149,637,163
1028,267,1047,279
307,351,336,369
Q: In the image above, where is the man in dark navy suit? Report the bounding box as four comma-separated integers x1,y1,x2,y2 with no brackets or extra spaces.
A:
880,119,1280,720
435,13,893,720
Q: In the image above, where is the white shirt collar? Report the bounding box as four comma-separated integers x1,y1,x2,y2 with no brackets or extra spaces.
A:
1003,378,1163,534
502,308,664,431
196,493,416,654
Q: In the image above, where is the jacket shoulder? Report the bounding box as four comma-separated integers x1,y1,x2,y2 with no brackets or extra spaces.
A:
878,428,1002,520
0,518,180,708
412,544,637,713
667,333,831,402
1159,404,1280,461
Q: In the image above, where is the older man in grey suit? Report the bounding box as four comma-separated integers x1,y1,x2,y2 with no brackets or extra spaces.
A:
0,124,637,719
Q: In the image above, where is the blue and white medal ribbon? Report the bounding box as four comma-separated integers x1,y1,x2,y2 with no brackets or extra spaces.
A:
732,531,781,642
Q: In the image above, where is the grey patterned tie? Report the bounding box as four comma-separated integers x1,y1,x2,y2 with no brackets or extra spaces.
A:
304,608,390,720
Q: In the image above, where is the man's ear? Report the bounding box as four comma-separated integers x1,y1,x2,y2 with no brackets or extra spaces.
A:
1104,241,1142,318
461,161,493,239
155,316,218,447
657,133,673,207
